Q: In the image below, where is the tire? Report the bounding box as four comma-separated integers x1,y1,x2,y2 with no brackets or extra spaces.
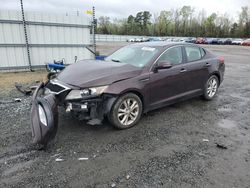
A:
109,93,143,129
203,75,219,100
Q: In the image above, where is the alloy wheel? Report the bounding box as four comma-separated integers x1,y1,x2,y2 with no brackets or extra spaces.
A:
207,77,218,98
117,98,139,126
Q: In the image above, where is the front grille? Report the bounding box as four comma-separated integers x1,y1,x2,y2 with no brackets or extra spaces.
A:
46,82,66,94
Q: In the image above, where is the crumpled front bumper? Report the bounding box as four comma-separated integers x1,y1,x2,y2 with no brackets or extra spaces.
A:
30,82,58,146
30,81,117,146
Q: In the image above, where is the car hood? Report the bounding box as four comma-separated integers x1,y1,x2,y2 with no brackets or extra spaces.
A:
57,60,142,88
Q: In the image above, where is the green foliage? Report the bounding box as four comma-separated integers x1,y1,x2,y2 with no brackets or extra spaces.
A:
97,6,250,38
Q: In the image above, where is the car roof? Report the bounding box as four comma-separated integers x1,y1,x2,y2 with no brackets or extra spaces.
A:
129,41,199,48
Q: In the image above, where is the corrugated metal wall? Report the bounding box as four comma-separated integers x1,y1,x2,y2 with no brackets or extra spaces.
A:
0,10,94,71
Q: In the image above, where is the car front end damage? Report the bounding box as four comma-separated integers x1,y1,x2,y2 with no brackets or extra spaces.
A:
30,79,117,146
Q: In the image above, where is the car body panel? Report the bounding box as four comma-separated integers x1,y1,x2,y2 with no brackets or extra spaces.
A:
146,64,188,109
57,60,142,88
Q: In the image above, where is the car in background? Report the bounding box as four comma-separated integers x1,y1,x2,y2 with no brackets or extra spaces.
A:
184,37,197,43
135,38,142,42
205,38,219,45
204,38,213,44
141,37,150,42
148,37,162,42
127,38,148,43
218,38,232,45
196,37,206,44
127,38,136,42
31,42,225,146
165,38,174,42
242,39,250,46
211,38,219,44
172,38,183,42
232,38,243,45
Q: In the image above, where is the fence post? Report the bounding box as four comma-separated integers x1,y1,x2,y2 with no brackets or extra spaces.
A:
20,0,32,71
92,6,96,56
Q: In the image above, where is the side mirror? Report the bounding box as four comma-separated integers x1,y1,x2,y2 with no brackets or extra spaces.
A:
156,61,172,70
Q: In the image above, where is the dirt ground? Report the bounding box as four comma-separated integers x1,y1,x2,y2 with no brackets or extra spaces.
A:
0,71,47,95
0,43,250,188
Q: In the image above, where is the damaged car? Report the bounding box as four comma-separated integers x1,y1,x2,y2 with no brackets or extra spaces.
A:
31,42,225,146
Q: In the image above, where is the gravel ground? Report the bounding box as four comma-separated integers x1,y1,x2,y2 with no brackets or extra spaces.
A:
0,44,250,188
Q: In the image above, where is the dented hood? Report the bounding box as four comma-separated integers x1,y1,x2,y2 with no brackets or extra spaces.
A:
57,60,142,88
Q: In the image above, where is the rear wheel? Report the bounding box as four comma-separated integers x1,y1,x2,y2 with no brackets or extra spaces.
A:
109,93,142,129
203,75,219,100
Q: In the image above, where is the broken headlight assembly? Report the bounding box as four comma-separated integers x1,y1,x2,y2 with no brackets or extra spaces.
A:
65,85,108,100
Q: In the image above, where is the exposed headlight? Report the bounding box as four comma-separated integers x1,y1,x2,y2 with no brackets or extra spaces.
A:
65,90,83,100
89,85,108,95
65,85,108,100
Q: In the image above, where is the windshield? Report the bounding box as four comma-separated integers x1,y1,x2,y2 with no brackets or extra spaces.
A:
105,45,159,68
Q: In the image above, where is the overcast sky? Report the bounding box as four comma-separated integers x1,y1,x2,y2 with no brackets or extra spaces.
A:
1,0,249,20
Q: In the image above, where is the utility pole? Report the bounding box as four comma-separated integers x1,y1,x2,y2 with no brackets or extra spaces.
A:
20,0,32,71
92,6,96,55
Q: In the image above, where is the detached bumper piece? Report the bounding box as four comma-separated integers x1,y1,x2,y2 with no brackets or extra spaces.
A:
30,83,58,146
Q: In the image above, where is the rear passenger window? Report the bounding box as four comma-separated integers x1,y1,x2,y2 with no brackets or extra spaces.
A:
185,46,202,62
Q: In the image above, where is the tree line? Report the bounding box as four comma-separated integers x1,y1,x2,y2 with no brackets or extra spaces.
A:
97,6,250,38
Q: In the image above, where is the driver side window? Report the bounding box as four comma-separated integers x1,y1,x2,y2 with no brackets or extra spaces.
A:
158,47,183,65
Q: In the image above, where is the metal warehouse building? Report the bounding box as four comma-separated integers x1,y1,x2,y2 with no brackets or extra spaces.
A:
0,10,94,71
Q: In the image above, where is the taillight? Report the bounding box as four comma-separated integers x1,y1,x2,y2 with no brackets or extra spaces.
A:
219,56,224,64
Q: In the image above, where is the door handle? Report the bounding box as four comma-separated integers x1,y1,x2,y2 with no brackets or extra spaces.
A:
180,68,187,73
205,62,211,67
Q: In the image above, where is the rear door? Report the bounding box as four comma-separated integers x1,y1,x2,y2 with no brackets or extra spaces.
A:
182,45,209,92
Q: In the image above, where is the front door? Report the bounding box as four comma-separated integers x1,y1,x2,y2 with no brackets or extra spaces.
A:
147,46,188,109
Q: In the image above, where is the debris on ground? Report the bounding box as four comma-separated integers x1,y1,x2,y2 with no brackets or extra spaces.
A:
15,82,41,96
0,98,22,104
15,83,32,95
197,152,207,157
215,143,228,149
0,100,13,104
78,157,89,161
14,98,22,102
126,174,130,180
51,153,61,158
202,139,209,142
111,183,116,187
55,158,64,162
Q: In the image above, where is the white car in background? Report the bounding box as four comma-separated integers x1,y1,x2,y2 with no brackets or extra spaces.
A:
232,38,243,45
127,38,136,42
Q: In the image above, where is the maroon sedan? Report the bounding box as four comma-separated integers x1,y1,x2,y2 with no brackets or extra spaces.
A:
31,42,225,146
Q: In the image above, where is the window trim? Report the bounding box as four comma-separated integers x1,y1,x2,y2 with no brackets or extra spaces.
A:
200,47,206,58
150,45,184,72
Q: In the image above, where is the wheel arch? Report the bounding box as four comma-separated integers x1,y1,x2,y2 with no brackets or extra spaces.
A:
104,89,145,116
120,90,145,110
210,72,221,85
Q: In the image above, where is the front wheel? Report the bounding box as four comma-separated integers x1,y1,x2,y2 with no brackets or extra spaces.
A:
109,93,143,129
203,75,219,100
